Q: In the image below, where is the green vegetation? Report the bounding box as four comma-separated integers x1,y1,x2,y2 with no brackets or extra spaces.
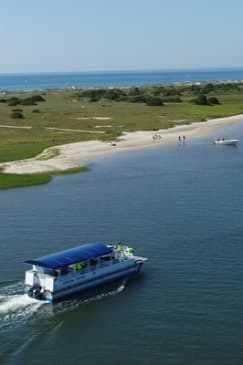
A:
0,81,243,189
191,94,220,106
0,166,90,189
0,172,51,189
11,111,24,119
7,94,46,107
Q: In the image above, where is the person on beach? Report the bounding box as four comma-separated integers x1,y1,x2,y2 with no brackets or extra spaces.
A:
178,136,181,142
183,136,186,142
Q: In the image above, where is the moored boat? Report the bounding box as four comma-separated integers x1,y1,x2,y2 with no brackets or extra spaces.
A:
214,137,239,145
24,242,147,302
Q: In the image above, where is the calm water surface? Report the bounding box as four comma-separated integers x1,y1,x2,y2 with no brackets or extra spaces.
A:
1,69,243,90
0,123,243,364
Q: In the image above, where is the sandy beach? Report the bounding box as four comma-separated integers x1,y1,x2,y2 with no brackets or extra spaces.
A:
1,114,243,175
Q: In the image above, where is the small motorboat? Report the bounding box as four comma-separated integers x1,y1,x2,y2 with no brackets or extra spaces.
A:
214,137,239,146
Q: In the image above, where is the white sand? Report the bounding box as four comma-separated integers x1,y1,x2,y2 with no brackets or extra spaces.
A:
1,114,243,175
92,117,111,120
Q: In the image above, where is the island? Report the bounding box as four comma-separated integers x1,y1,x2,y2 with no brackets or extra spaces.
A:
0,81,243,189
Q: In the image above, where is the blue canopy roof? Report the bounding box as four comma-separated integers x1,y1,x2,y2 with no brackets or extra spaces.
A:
25,243,112,269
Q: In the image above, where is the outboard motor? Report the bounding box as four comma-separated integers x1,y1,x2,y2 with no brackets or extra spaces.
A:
32,286,42,300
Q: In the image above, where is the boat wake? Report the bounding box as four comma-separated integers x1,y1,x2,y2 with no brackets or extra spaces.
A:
0,294,42,315
0,279,128,327
0,282,46,330
83,278,127,304
0,279,128,365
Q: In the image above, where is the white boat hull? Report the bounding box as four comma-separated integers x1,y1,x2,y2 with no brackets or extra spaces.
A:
214,139,239,145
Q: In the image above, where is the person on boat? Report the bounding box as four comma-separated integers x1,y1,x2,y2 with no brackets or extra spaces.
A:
117,242,123,251
75,261,85,270
126,247,134,253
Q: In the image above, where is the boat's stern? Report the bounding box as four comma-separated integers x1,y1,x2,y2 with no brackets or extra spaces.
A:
24,267,54,302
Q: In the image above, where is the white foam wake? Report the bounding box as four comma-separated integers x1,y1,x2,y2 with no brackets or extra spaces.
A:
0,294,46,330
0,294,42,315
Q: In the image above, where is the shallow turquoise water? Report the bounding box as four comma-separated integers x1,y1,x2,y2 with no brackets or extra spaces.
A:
0,123,243,364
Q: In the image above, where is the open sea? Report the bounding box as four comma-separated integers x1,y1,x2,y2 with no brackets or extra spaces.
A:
1,69,243,91
0,120,243,364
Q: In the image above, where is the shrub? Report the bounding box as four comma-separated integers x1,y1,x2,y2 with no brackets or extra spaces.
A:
208,96,220,105
129,95,147,103
20,98,36,105
31,95,45,102
128,87,144,96
8,97,20,106
162,96,182,103
192,94,208,105
19,95,46,105
146,96,164,106
202,83,215,94
105,88,126,101
11,111,24,119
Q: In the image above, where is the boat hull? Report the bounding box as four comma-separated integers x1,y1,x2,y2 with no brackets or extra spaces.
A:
26,261,143,302
214,139,239,145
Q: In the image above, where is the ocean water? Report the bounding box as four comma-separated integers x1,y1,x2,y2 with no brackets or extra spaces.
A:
0,121,243,365
1,69,243,91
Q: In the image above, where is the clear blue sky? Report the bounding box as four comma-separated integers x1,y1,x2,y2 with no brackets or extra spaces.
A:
1,0,243,73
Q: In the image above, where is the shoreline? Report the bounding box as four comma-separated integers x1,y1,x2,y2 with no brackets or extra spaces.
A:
1,113,243,175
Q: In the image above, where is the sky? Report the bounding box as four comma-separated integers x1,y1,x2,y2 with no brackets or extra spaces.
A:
1,0,243,73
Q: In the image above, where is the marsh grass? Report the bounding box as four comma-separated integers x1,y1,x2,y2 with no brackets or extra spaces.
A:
0,172,51,189
0,165,90,189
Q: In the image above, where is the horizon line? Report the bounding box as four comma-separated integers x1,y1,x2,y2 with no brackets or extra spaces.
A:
1,66,243,76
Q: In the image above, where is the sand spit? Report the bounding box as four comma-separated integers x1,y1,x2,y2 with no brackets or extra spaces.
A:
1,114,243,174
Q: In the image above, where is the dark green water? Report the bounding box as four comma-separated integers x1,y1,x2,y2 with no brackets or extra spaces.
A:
0,124,243,365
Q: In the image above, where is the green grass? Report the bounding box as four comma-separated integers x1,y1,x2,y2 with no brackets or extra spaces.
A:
0,84,243,189
0,172,52,189
0,166,90,189
0,89,243,164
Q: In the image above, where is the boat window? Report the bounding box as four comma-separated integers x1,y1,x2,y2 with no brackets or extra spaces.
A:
100,255,111,261
89,258,98,266
60,267,69,275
